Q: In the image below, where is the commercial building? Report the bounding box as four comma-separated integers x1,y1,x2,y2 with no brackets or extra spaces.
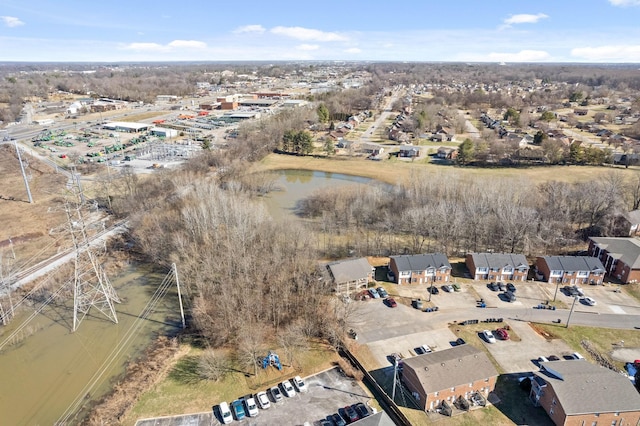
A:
102,122,152,133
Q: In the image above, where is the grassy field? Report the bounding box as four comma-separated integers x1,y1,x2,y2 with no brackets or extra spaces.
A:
256,152,633,186
123,340,340,425
534,324,640,370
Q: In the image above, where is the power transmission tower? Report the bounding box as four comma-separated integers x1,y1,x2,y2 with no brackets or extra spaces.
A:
63,171,119,332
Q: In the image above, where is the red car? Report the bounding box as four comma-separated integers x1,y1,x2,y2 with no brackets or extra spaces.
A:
386,297,397,308
495,328,510,340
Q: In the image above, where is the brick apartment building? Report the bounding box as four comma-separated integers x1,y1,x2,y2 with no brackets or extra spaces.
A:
465,253,529,281
388,253,451,285
535,256,605,285
588,236,640,284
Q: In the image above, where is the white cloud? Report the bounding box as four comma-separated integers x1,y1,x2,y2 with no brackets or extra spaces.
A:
270,26,347,42
487,50,551,62
168,40,207,49
124,42,166,51
123,40,207,52
344,47,362,54
608,0,640,6
571,45,640,61
297,44,319,51
233,24,265,34
1,16,25,28
503,13,548,26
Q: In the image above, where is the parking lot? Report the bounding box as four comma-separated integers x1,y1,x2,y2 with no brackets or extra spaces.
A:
353,279,640,376
135,368,373,426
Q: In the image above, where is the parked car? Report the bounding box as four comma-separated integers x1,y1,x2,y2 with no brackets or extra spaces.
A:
244,397,259,417
281,380,296,398
328,413,347,426
572,352,585,360
415,344,432,355
343,405,360,423
217,401,233,425
488,282,500,291
482,330,496,343
428,286,439,294
231,399,246,420
564,285,580,296
506,283,516,293
377,287,388,298
538,356,549,364
548,355,561,361
573,286,585,296
368,288,380,299
504,290,516,302
386,297,397,308
455,337,466,346
442,284,454,293
498,282,506,291
353,402,370,418
292,375,307,392
255,391,271,409
495,328,510,340
582,296,597,306
269,385,283,402
320,419,333,426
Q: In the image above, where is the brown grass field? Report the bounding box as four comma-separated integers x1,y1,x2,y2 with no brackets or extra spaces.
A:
256,152,635,185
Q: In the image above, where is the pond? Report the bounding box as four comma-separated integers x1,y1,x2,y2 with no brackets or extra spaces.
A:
262,170,374,218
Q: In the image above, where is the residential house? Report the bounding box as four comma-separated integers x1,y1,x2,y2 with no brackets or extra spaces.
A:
436,146,458,160
398,146,424,158
389,253,451,285
623,210,640,236
535,256,605,285
361,143,384,157
402,345,498,413
588,236,640,283
435,125,455,141
326,258,374,294
531,361,640,426
465,253,529,281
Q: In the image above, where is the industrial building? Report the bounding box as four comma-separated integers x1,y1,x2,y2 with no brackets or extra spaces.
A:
102,122,152,133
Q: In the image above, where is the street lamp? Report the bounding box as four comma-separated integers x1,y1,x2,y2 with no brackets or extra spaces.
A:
553,278,561,302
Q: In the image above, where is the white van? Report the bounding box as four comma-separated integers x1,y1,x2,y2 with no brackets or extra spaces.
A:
572,352,585,360
218,401,233,424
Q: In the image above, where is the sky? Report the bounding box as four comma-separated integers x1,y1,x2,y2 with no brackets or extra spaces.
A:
1,0,640,63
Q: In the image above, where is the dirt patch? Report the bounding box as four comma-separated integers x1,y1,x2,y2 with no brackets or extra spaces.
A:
611,347,640,363
529,322,558,340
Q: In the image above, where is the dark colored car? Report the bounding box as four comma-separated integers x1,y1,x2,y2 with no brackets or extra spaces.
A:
505,290,516,302
353,402,370,418
342,405,360,423
549,355,560,361
329,413,347,426
488,282,499,291
498,282,506,291
428,286,439,294
455,337,466,346
506,283,516,293
320,419,333,426
377,286,388,298
386,297,397,308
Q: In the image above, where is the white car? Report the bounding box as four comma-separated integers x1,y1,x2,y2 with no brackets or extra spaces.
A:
218,401,233,425
572,286,585,296
416,344,432,354
583,296,597,306
482,330,496,344
281,380,296,398
244,396,259,417
256,391,271,409
292,375,308,392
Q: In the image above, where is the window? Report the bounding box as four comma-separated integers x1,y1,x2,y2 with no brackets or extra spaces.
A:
611,421,617,426
434,391,439,397
503,267,513,273
477,267,488,273
550,407,554,415
451,387,455,392
552,397,556,406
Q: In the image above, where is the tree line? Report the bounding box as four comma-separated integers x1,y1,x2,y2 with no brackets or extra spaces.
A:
297,170,640,258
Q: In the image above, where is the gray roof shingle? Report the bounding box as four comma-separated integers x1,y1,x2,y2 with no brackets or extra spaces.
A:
469,253,529,269
326,258,372,284
539,256,604,272
390,253,451,272
535,361,640,415
402,345,498,394
590,237,640,269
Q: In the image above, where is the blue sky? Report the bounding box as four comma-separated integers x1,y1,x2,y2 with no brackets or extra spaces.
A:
1,0,640,62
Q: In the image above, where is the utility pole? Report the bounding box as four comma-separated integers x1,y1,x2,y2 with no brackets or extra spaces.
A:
566,296,579,328
14,141,33,204
172,263,186,329
553,279,560,302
